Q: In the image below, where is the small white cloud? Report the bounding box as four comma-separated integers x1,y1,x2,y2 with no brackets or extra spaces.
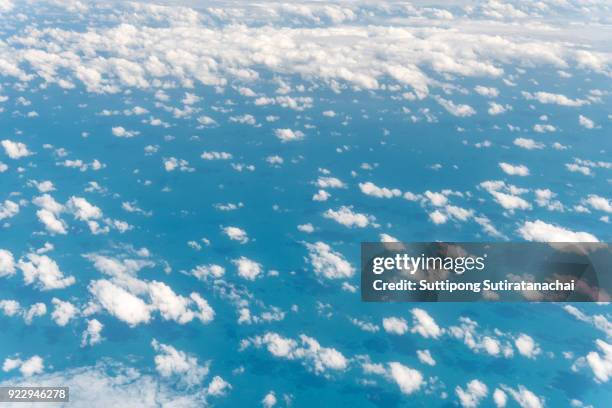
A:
1,139,31,159
456,379,488,408
324,206,374,228
416,349,436,366
518,220,598,242
305,242,354,279
382,317,408,335
222,226,249,244
513,138,544,150
274,128,304,142
499,162,529,176
111,126,139,138
232,257,262,280
51,298,78,326
515,334,541,359
81,319,104,347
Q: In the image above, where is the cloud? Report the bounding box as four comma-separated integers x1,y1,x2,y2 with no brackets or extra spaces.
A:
456,379,488,408
151,339,209,387
500,385,544,408
387,362,423,395
315,177,345,189
474,85,498,97
111,126,139,137
245,332,348,375
88,279,151,326
191,264,226,280
262,391,277,408
578,115,595,129
17,253,76,290
28,180,55,193
232,256,262,280
499,162,529,176
359,182,401,198
305,241,354,279
3,355,44,377
563,305,612,338
410,308,442,339
533,124,556,133
449,317,513,358
274,128,304,142
523,91,589,107
23,303,47,324
148,281,214,324
515,334,541,359
0,199,19,221
207,376,231,396
67,196,102,221
416,349,436,366
324,206,374,228
1,139,31,159
222,226,249,244
435,97,476,117
201,151,232,160
51,298,78,326
493,388,508,408
382,317,408,335
81,319,104,347
584,195,612,213
0,249,15,277
585,339,612,383
513,138,544,150
488,102,510,115
517,220,598,242
32,194,67,234
313,190,331,201
429,210,448,224
36,209,68,234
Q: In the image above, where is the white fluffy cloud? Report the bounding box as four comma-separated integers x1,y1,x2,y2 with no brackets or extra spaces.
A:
387,362,424,395
0,200,19,221
518,220,598,242
499,162,530,177
88,279,151,326
523,91,589,107
456,379,488,408
410,308,442,339
245,332,348,375
585,195,612,213
274,128,304,142
436,97,476,117
585,339,612,383
323,206,374,228
513,138,544,150
151,340,209,386
305,241,354,279
578,115,595,129
232,257,262,280
81,319,104,347
416,349,436,366
17,253,75,290
3,355,44,377
222,226,249,244
1,139,31,159
359,182,401,198
51,298,78,326
0,249,15,277
515,334,541,359
500,385,544,408
382,317,408,335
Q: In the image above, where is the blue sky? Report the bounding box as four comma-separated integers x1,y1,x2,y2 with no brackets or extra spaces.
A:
0,1,610,407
